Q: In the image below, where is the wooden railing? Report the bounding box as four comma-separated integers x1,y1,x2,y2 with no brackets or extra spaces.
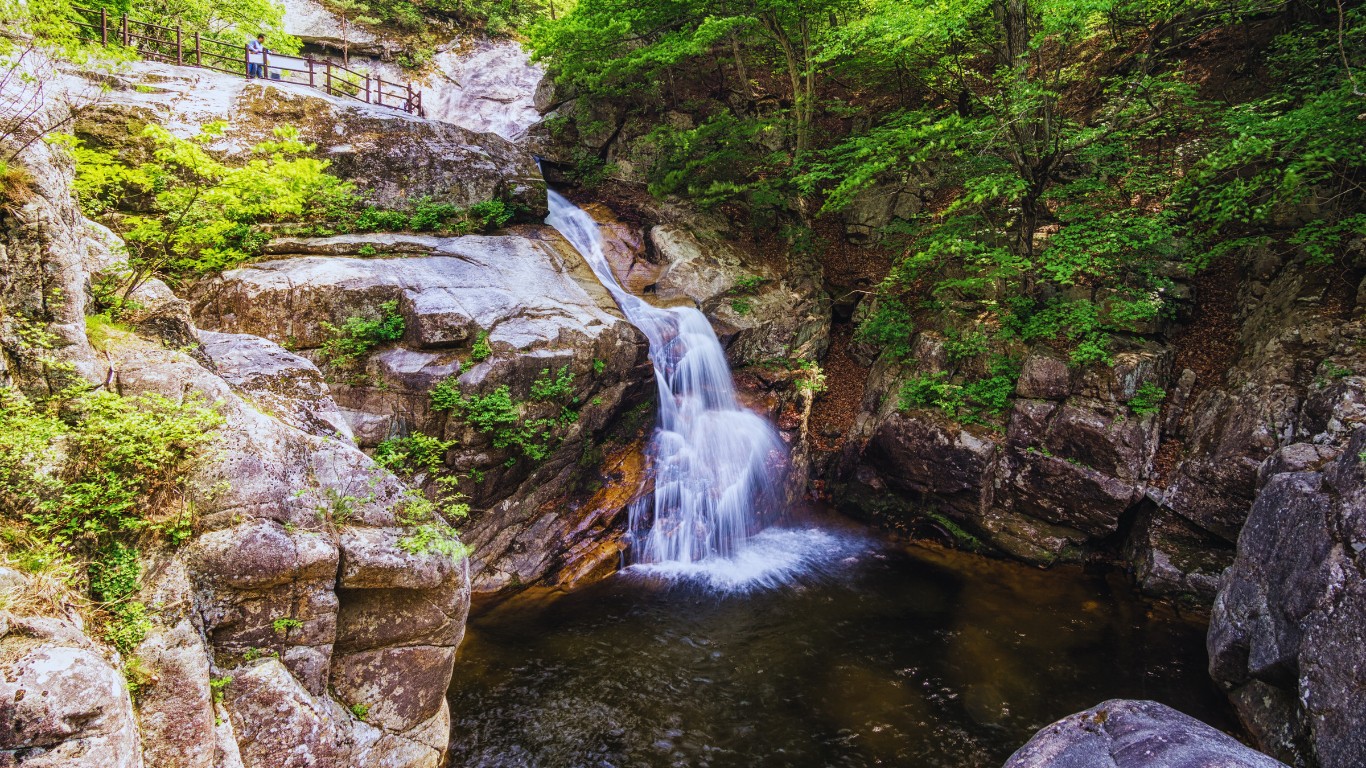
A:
67,6,423,115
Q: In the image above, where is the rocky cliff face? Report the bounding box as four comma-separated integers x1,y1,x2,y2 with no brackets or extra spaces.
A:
824,237,1364,610
72,61,544,214
187,229,656,595
1,70,480,768
817,190,1365,764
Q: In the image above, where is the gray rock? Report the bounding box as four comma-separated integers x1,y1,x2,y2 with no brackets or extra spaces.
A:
0,616,143,768
198,330,354,441
1208,427,1366,768
1017,354,1072,400
1002,699,1286,768
81,62,545,213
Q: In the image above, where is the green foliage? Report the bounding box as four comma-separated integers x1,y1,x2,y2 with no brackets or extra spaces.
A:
1176,14,1366,266
351,197,515,235
271,617,303,635
898,357,1018,424
375,433,455,477
856,297,915,360
311,487,373,527
730,297,753,315
66,123,354,292
395,490,469,561
0,387,222,549
430,367,584,464
530,366,576,402
592,358,606,375
1127,382,1166,416
349,702,371,721
429,375,463,412
104,600,152,655
943,329,988,362
318,300,405,370
468,330,493,363
794,359,827,395
469,199,514,230
209,675,232,705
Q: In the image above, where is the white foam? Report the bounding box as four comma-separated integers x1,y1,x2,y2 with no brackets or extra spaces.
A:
621,527,871,592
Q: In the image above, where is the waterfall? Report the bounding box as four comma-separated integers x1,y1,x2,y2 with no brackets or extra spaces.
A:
546,191,786,564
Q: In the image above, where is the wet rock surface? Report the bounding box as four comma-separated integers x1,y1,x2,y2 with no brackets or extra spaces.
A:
1003,699,1287,768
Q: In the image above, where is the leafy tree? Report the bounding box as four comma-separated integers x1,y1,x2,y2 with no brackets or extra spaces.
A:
66,122,356,296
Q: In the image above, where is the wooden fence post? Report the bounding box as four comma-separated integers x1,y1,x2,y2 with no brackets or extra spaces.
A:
100,8,108,46
243,43,249,77
175,25,182,65
307,58,315,87
364,75,370,103
262,49,270,80
325,60,332,95
194,32,201,66
375,79,382,107
121,14,129,46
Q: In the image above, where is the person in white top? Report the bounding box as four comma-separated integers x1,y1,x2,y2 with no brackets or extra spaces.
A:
246,34,266,78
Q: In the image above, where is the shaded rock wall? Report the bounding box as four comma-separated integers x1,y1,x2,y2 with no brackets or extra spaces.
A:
829,241,1363,610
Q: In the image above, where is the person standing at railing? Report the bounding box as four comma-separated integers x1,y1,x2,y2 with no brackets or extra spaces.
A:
247,34,266,77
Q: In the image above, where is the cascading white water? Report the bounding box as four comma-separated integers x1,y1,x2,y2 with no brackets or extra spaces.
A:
546,191,787,564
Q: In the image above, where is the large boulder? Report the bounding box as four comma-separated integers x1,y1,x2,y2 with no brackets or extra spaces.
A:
188,230,656,593
74,61,544,213
0,612,143,768
642,206,830,366
1208,420,1366,768
1002,699,1286,768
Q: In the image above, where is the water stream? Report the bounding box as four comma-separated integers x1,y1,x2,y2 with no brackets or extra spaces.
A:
546,192,787,570
447,529,1233,767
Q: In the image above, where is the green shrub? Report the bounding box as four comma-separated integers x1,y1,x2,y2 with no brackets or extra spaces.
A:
429,370,582,464
355,207,410,232
374,433,455,476
409,197,460,231
272,617,303,635
856,297,915,359
530,366,576,402
468,330,493,363
469,200,513,230
794,359,827,395
318,300,405,370
1127,382,1166,416
66,123,355,292
209,675,233,705
395,490,469,560
943,328,989,362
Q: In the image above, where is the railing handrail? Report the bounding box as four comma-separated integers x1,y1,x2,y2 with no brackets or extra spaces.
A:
65,5,423,115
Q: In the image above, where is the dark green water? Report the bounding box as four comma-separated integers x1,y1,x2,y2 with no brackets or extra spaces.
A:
446,525,1233,768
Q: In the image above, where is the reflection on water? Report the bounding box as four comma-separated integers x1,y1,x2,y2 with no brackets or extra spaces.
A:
447,526,1233,768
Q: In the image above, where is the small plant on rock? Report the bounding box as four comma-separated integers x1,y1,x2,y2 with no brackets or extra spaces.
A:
272,617,303,635
318,300,405,370
1127,382,1167,416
